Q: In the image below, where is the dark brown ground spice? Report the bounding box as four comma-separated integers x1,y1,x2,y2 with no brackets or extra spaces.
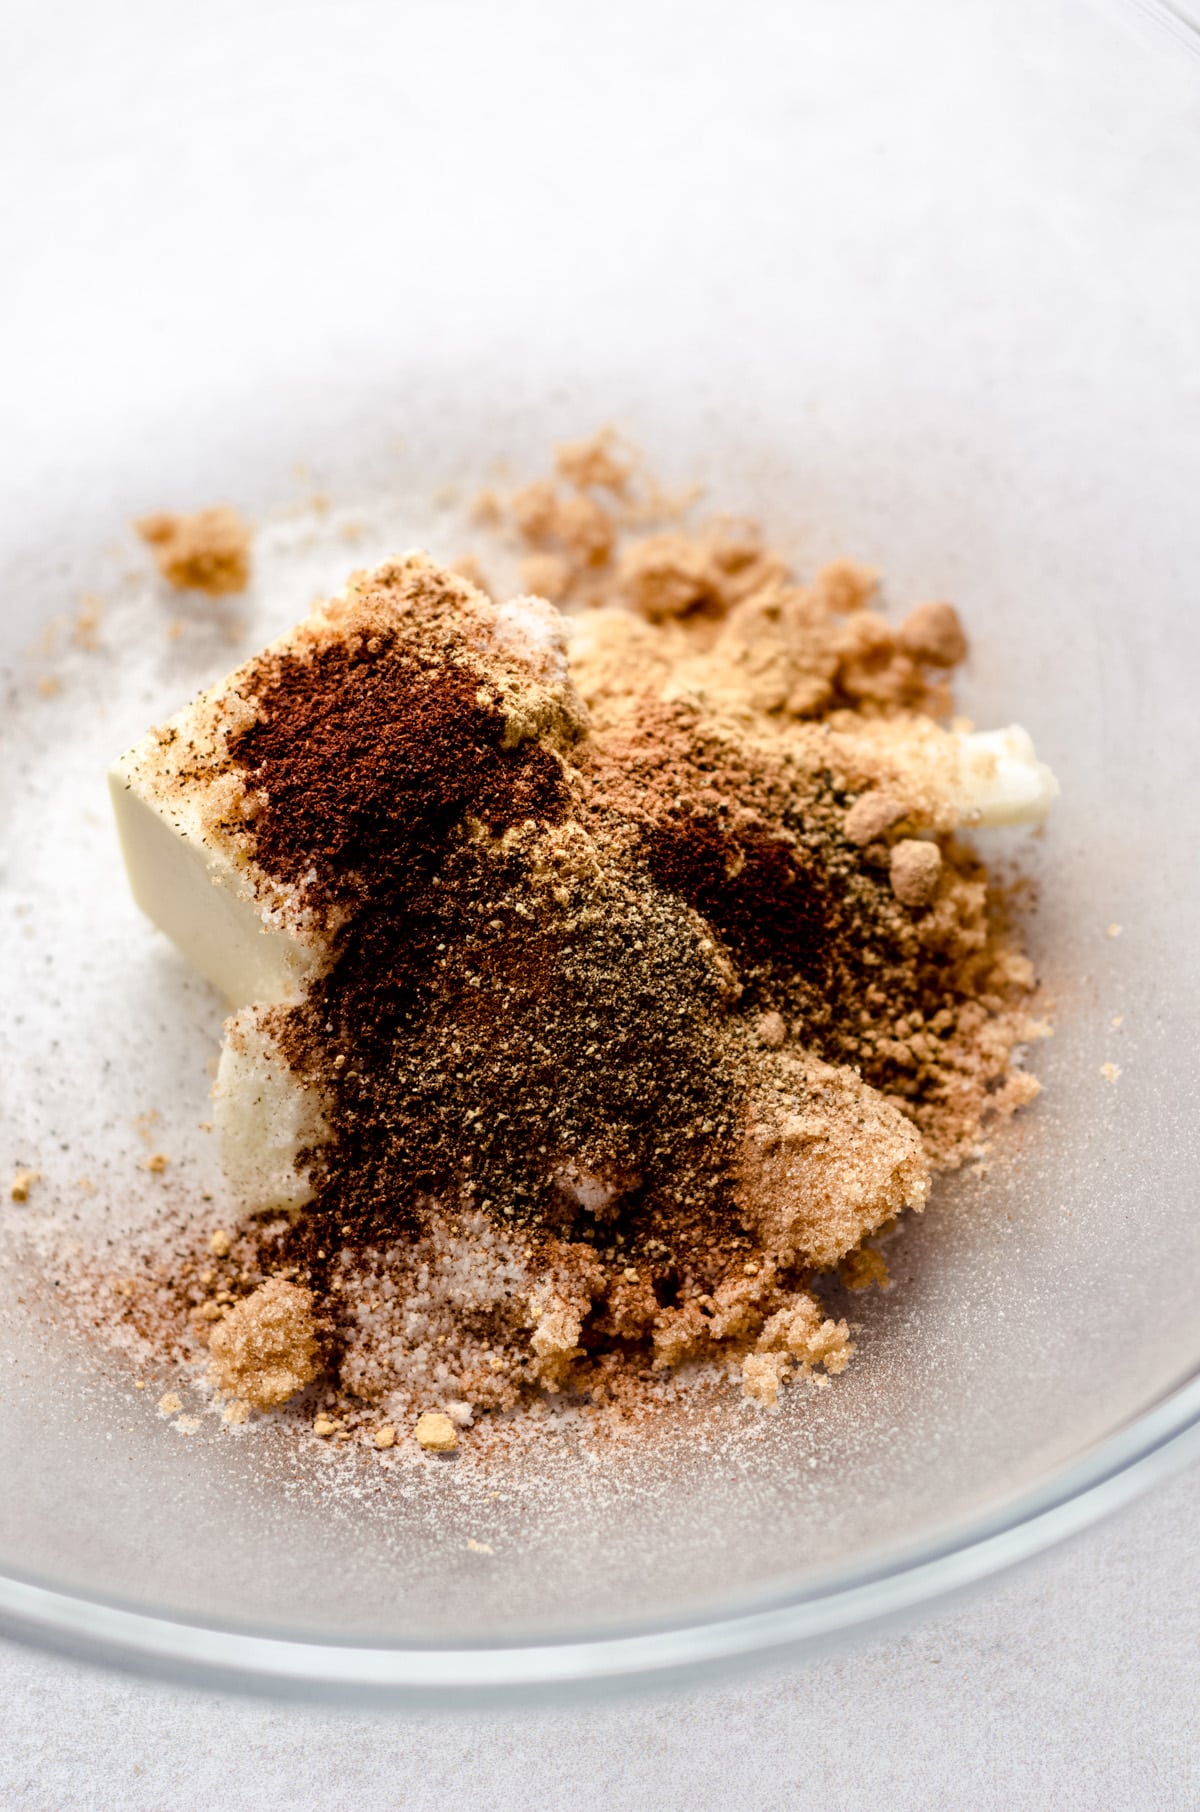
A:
226,632,569,915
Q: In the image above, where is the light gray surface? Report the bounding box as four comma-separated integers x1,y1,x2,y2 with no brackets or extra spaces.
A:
2,1462,1196,1810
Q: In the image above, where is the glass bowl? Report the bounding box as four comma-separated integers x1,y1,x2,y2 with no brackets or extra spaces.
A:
1,0,1197,1704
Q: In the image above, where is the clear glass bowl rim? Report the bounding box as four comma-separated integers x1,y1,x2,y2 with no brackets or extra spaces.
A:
1,1365,1196,1706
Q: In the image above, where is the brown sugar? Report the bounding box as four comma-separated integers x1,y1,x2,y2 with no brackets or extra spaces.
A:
135,505,252,596
895,600,968,667
889,839,943,907
839,1247,891,1292
843,791,909,847
554,428,632,494
206,1279,322,1410
736,1053,929,1268
519,551,573,603
415,1412,458,1453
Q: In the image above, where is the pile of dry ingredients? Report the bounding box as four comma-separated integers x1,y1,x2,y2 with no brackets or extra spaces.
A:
100,433,1049,1448
135,505,253,598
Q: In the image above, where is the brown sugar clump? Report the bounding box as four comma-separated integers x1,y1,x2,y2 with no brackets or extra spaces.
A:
510,482,614,569
448,553,491,595
889,838,943,908
136,506,252,596
840,1246,891,1292
813,559,880,614
755,1011,787,1049
618,524,782,622
744,1296,854,1403
519,551,573,602
74,596,103,650
554,428,632,494
736,1055,929,1268
843,791,909,846
207,1278,322,1410
896,600,968,667
415,1411,458,1452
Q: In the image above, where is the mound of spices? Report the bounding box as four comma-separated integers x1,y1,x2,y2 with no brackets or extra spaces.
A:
106,437,1054,1428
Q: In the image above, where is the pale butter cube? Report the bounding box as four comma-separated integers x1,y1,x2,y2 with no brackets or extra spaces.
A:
952,725,1059,828
214,1008,328,1211
108,710,325,1010
108,760,317,1008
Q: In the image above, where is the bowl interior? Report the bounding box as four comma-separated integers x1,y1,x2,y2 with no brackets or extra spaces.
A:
1,0,1198,1660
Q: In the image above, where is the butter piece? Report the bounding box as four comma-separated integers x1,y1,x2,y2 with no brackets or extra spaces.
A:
952,725,1059,828
108,755,321,1008
214,1007,329,1212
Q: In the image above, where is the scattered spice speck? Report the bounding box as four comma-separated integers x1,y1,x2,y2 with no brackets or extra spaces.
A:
74,598,103,649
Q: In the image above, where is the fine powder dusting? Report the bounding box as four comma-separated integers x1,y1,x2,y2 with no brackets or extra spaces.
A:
5,432,1050,1467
